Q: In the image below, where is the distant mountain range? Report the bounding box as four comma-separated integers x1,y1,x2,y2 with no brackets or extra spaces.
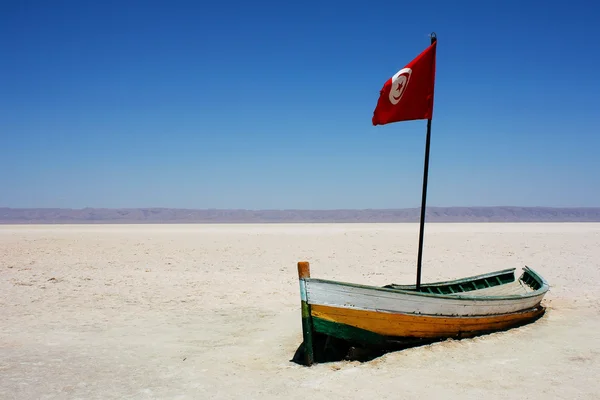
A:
1,207,600,224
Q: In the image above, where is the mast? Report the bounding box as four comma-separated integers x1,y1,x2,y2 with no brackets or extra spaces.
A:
415,32,437,291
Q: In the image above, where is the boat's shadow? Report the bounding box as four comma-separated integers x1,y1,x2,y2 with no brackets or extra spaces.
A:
290,333,440,365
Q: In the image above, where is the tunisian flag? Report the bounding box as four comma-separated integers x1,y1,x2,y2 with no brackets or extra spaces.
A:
372,40,437,125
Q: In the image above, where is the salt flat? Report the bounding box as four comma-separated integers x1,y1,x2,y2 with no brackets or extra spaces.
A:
1,223,599,399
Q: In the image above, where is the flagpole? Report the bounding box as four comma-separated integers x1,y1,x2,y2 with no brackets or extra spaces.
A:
415,32,437,291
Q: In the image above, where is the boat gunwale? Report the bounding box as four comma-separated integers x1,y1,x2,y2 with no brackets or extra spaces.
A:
388,267,517,289
523,266,549,290
305,267,549,302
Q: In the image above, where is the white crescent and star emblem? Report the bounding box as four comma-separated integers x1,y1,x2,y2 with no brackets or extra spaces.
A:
388,68,412,105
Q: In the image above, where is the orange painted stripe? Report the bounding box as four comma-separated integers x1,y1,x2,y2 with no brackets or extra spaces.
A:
311,304,544,338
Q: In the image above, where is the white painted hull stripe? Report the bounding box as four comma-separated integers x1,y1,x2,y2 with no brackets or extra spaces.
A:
305,280,546,317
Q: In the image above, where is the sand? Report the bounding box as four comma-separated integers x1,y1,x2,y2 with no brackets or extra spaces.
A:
1,223,599,399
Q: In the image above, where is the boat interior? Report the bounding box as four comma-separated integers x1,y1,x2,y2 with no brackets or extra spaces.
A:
384,267,545,297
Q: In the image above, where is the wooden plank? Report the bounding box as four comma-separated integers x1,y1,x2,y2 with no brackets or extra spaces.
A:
311,304,545,339
387,268,517,290
297,261,314,366
305,279,547,317
449,280,532,297
312,316,388,345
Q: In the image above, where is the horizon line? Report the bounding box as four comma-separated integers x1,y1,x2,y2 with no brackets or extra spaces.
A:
2,205,600,211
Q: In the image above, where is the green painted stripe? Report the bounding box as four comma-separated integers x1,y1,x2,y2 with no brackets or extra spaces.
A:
312,316,388,346
300,299,314,366
299,276,314,365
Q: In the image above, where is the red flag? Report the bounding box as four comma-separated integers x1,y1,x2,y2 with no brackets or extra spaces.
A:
372,40,437,125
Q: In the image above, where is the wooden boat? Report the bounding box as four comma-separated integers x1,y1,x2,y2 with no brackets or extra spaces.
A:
295,262,549,364
293,33,550,366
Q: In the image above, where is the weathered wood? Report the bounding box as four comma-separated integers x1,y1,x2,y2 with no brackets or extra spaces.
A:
387,268,516,292
297,261,314,366
297,261,310,279
311,304,545,340
450,280,532,297
294,263,549,364
312,315,388,346
305,274,547,317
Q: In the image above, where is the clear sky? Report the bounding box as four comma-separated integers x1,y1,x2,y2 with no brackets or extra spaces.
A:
1,0,599,209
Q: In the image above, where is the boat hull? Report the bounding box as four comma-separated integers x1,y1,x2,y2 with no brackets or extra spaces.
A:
311,304,545,345
305,278,546,317
294,264,549,365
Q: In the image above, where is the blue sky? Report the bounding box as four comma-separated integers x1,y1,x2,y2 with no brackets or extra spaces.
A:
1,0,598,209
